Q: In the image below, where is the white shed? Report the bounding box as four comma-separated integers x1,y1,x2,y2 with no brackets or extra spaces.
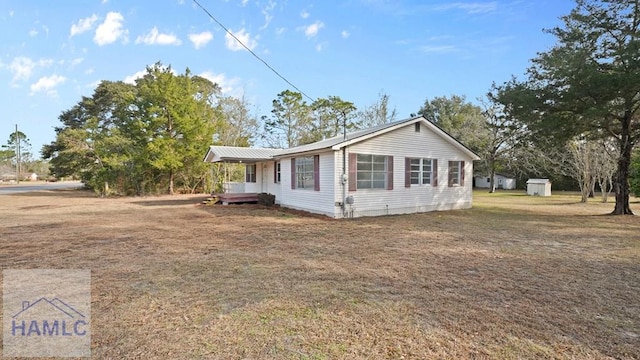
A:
526,178,551,196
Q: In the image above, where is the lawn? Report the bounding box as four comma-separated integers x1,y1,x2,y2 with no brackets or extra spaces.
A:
0,189,638,359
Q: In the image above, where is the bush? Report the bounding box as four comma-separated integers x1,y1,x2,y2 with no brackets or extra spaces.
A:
257,193,276,206
631,151,640,197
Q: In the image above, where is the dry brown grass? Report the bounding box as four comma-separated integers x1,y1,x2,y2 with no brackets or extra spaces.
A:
0,189,638,359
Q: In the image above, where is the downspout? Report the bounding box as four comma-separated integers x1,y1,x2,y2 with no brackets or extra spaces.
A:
342,146,347,218
341,112,348,218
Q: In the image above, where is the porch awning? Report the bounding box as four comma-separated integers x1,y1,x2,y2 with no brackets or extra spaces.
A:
203,146,282,163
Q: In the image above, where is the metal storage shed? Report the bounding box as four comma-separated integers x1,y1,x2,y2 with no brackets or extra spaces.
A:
526,178,551,196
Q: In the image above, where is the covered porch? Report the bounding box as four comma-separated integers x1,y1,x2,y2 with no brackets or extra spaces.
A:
203,146,282,203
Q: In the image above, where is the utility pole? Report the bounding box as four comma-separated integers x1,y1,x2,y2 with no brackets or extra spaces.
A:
15,124,20,184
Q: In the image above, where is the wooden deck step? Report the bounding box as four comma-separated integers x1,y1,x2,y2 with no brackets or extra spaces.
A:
217,192,259,205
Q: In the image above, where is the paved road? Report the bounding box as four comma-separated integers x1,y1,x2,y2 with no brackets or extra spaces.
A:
0,181,83,194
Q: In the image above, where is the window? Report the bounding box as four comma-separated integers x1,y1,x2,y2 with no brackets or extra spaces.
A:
414,122,421,132
274,161,281,183
356,154,388,189
291,156,319,191
409,158,434,185
448,161,465,187
245,164,256,183
295,157,315,190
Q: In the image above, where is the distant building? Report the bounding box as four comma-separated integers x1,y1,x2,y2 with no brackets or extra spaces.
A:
526,179,552,196
474,174,516,190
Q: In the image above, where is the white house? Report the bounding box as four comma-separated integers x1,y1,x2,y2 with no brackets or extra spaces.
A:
204,116,480,218
474,174,516,190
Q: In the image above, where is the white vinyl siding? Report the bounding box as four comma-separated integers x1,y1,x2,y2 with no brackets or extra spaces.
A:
278,152,336,216
344,122,474,217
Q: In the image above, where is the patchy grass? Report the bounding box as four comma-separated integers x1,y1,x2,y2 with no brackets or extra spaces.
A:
0,189,638,359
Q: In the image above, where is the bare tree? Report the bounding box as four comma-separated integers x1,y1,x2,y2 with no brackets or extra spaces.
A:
358,91,397,128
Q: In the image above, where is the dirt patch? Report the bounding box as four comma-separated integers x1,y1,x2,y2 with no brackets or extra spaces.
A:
0,190,638,359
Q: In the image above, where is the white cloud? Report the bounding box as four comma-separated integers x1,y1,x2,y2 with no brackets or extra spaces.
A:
260,1,276,30
434,2,497,14
188,31,213,49
124,67,177,84
225,28,257,51
123,70,147,84
5,57,53,82
85,68,94,75
419,45,458,53
28,29,38,37
199,71,240,95
70,14,98,37
86,80,102,89
102,0,108,3
316,42,328,52
276,27,286,36
9,10,14,17
94,12,127,45
301,21,324,38
240,0,248,6
30,74,66,96
341,30,350,39
71,58,84,66
136,27,182,46
300,10,310,19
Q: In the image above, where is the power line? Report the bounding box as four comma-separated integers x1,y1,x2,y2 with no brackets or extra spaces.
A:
192,0,315,103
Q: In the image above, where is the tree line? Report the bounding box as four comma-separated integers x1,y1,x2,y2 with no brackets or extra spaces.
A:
40,63,397,195
37,0,640,215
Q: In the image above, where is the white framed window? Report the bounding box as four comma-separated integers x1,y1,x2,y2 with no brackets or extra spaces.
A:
295,157,315,189
448,161,464,187
409,158,434,185
357,154,387,189
245,164,256,183
274,161,281,183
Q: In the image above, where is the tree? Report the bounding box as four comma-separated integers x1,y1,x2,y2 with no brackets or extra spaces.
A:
2,130,32,181
216,94,259,147
262,90,311,148
133,63,216,195
494,0,640,214
43,80,137,194
304,96,358,143
44,63,219,195
416,95,489,154
358,91,397,128
479,94,521,192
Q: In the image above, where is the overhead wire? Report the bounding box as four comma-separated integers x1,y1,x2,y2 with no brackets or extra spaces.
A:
192,0,315,102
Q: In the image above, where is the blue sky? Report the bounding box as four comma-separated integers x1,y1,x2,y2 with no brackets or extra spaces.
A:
0,0,575,155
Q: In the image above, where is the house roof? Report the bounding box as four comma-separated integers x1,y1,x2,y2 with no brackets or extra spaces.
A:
203,146,282,163
203,116,481,163
526,178,551,184
275,116,480,160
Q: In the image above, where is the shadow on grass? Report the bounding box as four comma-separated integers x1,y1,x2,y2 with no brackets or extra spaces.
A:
5,188,95,199
134,197,209,207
